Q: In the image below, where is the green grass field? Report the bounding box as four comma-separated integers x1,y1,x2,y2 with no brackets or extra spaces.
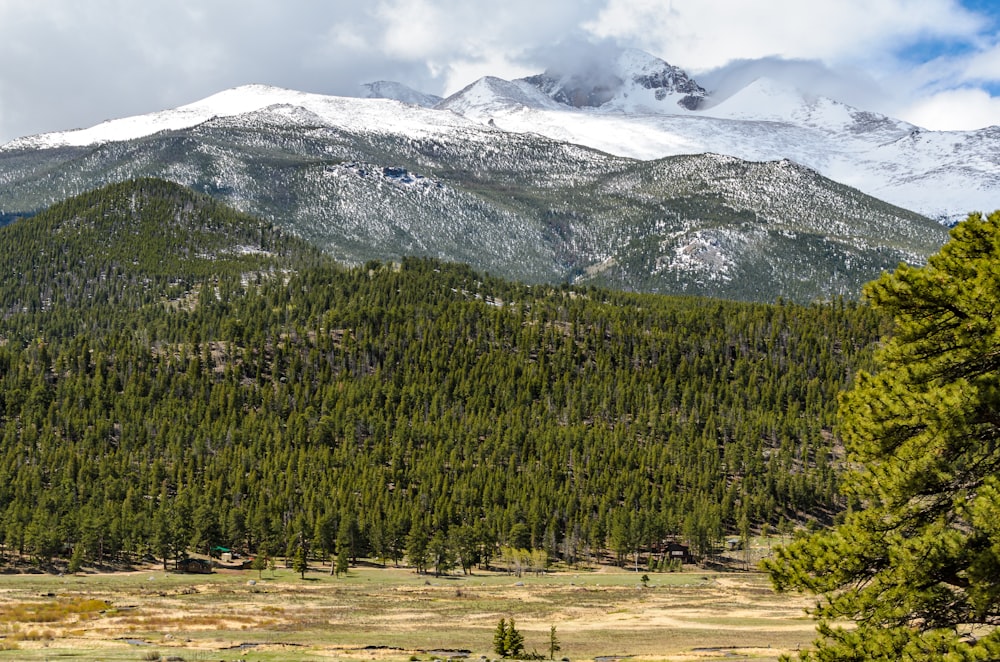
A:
0,562,816,661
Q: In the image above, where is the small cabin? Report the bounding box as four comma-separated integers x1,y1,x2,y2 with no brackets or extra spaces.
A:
665,542,693,564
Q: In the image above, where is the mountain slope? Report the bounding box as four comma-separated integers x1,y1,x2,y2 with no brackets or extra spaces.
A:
433,51,997,223
0,179,885,568
0,178,323,325
517,47,708,112
362,80,443,107
4,48,996,223
0,94,948,302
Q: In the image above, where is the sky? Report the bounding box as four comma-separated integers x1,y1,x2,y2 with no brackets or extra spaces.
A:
0,0,998,144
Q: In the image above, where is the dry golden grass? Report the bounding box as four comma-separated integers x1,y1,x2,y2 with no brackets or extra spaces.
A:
0,597,112,624
0,564,817,661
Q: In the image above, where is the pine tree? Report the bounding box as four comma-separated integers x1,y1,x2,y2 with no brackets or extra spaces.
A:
503,618,525,658
548,624,560,660
407,521,429,574
67,544,85,574
335,545,349,577
292,546,307,580
493,618,508,658
765,211,1000,660
429,529,454,577
251,554,266,579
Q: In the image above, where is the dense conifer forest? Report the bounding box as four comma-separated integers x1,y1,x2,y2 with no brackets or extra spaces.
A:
0,179,885,571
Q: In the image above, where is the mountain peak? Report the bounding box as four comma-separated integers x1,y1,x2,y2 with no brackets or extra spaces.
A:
437,76,557,118
361,81,442,108
1,84,309,151
519,48,707,112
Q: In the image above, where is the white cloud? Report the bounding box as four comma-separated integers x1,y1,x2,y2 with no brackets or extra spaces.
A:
696,58,885,109
375,0,452,60
362,0,612,95
902,87,1000,130
584,0,984,70
0,0,997,141
963,43,1000,82
579,0,999,130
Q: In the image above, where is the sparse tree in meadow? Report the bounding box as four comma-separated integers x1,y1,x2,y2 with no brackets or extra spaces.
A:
335,545,349,577
67,544,85,574
548,625,560,660
503,618,525,658
451,524,479,575
493,617,525,658
251,554,266,579
429,529,454,577
292,545,307,579
407,520,429,574
314,512,337,567
493,618,509,658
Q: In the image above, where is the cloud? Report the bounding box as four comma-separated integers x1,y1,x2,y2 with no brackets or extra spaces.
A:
963,43,1000,83
579,0,999,129
903,87,1000,129
584,0,985,70
0,0,616,143
0,1,442,140
0,0,997,141
367,0,609,93
518,35,627,79
695,58,885,109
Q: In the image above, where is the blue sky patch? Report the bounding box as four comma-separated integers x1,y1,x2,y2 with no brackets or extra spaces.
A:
896,38,976,65
958,0,1000,26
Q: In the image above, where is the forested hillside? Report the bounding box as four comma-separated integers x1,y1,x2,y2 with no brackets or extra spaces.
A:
0,179,884,571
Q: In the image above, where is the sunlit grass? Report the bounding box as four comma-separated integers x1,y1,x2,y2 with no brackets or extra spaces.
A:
0,565,813,662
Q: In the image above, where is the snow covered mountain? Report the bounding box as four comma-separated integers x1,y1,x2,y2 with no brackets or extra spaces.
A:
0,78,948,303
519,48,708,112
432,51,997,224
0,48,967,302
0,84,478,152
2,48,994,224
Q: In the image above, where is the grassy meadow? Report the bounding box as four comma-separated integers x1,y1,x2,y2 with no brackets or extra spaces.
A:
0,558,816,662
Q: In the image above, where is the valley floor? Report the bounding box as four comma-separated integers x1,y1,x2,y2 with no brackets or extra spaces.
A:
0,562,816,661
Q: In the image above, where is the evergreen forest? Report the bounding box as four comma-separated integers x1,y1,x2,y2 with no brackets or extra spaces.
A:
0,179,886,572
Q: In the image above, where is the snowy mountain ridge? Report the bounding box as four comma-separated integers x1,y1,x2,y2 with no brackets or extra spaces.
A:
361,81,443,108
1,84,482,152
431,55,997,224
3,48,995,223
0,47,973,302
518,47,708,113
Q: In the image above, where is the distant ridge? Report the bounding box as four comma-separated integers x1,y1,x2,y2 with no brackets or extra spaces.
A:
362,80,443,108
0,94,949,303
3,46,996,222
